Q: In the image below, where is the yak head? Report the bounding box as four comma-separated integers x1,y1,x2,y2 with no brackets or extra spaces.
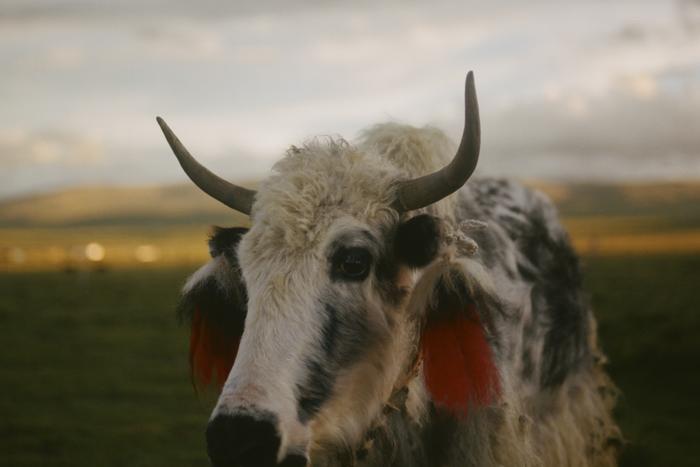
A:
158,72,499,467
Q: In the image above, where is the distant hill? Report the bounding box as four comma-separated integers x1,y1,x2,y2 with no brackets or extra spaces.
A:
1,180,698,228
533,181,700,221
1,180,699,269
0,183,252,228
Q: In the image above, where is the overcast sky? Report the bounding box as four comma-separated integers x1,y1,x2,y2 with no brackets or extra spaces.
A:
2,0,700,198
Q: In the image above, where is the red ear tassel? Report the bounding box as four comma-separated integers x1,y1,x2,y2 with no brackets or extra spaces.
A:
421,303,500,416
189,308,240,390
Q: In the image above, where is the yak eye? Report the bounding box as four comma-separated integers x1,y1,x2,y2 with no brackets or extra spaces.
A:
333,247,372,281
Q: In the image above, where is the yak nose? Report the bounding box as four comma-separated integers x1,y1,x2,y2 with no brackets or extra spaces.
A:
206,412,308,467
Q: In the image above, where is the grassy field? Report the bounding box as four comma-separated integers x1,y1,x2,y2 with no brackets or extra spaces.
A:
0,255,698,466
585,255,699,467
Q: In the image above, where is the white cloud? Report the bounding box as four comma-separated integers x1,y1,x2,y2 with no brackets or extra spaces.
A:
0,129,103,168
481,77,700,181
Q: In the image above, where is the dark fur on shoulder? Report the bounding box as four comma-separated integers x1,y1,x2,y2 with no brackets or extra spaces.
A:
468,179,591,388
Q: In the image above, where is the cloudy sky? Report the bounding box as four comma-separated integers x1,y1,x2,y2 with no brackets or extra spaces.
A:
2,0,700,198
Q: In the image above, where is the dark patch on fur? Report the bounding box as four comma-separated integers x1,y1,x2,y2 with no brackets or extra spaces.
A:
521,348,535,381
298,359,334,423
533,245,589,387
321,304,340,356
323,303,371,367
513,198,590,387
394,214,441,268
297,301,373,422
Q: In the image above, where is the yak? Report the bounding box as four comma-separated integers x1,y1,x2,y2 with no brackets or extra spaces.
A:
157,72,622,467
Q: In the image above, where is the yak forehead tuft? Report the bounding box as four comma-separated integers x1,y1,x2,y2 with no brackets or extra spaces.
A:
248,125,457,255
250,137,397,254
358,123,455,176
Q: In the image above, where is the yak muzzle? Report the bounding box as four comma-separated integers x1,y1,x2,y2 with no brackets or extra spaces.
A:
206,412,308,467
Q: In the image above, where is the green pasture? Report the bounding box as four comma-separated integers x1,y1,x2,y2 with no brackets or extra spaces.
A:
0,255,698,466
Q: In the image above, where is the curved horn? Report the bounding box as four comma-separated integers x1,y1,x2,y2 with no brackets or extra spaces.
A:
156,117,255,215
393,71,481,212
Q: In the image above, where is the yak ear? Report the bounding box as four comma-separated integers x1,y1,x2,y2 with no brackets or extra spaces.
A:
177,227,248,390
395,214,441,268
420,269,500,417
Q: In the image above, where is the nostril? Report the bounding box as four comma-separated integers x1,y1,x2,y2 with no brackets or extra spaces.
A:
278,453,308,467
206,412,281,467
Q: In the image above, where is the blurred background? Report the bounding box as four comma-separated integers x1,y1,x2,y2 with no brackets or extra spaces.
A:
1,0,698,466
